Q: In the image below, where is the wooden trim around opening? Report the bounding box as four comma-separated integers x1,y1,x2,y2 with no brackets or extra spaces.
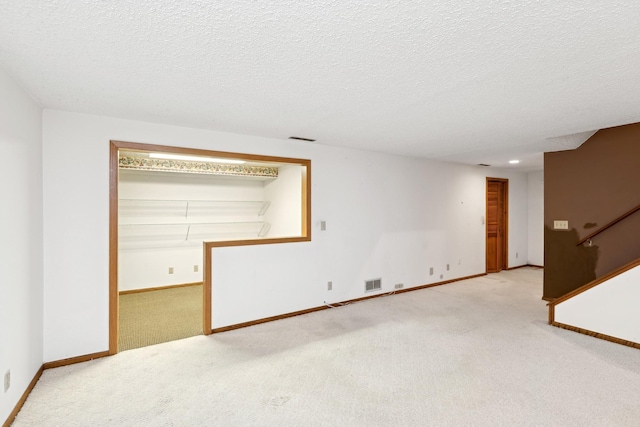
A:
210,272,487,333
203,241,213,335
110,140,312,348
109,142,119,355
111,140,313,166
2,365,43,427
119,282,202,295
550,321,640,350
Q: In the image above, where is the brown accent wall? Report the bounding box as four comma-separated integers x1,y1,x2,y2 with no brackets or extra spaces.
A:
544,123,640,299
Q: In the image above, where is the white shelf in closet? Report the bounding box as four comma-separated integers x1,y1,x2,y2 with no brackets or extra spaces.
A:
118,199,271,248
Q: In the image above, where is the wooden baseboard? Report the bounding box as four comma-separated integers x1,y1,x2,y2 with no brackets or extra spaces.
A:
550,321,640,350
506,264,544,271
3,365,43,427
43,350,110,370
119,282,202,295
212,272,487,333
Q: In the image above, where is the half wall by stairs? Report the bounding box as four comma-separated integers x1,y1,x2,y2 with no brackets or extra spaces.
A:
548,258,640,349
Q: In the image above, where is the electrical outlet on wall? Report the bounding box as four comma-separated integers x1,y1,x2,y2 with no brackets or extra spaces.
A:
327,281,332,291
4,370,10,393
168,267,174,274
194,265,199,272
429,267,434,275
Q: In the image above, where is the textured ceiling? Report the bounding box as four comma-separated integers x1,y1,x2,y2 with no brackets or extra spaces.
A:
2,1,640,171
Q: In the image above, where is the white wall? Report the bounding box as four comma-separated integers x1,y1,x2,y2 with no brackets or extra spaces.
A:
263,164,302,237
211,160,529,328
42,110,530,361
528,171,544,266
554,265,640,344
0,68,43,422
506,172,529,267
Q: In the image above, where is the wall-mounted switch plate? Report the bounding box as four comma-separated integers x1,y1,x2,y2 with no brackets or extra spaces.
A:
194,265,199,272
320,221,326,231
553,220,569,230
168,267,174,274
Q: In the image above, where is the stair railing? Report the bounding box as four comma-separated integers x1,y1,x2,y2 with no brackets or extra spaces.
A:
576,202,640,246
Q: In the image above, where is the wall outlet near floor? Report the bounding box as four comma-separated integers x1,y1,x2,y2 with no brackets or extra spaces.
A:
429,267,434,275
516,252,519,259
327,281,332,291
194,265,199,272
168,267,174,274
446,264,450,271
395,283,404,289
4,370,10,393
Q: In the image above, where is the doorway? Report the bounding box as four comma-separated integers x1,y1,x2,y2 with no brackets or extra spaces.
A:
486,178,508,273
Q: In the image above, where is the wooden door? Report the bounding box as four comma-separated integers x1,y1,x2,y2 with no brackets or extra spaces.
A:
486,178,508,273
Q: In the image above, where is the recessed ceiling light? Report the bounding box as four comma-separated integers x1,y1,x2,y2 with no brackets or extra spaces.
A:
509,160,520,164
149,153,245,164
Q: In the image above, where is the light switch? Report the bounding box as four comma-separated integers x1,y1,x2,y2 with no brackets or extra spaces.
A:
553,220,569,230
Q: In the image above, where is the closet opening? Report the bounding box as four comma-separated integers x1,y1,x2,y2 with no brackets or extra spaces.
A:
109,141,311,353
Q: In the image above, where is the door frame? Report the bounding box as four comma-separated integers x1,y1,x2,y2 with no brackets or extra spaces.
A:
486,177,509,273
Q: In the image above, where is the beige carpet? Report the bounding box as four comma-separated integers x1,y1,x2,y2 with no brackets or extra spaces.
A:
118,284,203,351
15,268,640,426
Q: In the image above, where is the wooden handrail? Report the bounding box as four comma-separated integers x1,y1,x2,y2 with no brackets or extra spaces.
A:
576,202,640,246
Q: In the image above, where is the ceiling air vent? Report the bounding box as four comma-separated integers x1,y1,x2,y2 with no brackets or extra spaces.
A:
365,278,382,292
289,136,316,142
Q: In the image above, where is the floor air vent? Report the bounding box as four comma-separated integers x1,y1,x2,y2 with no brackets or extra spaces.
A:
365,278,382,292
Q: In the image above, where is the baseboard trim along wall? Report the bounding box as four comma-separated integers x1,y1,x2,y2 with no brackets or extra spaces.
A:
3,365,43,427
506,264,544,271
119,282,203,295
43,350,111,370
212,272,487,333
550,322,640,351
